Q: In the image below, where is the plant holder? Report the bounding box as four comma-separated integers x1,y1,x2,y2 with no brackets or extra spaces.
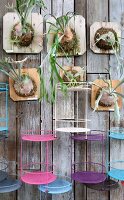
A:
0,160,22,193
71,162,106,184
59,66,85,85
38,174,72,194
71,131,106,184
0,177,22,193
91,79,122,111
46,15,86,56
108,161,124,181
90,22,121,54
9,68,40,101
20,130,57,185
109,127,124,139
0,160,8,182
55,82,91,134
85,178,119,191
0,83,8,136
3,13,43,54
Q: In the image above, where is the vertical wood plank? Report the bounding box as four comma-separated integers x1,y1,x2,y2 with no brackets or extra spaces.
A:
16,28,41,200
74,1,87,199
87,0,109,73
52,0,74,200
109,0,124,200
40,0,52,199
87,74,109,200
0,0,16,200
86,1,109,200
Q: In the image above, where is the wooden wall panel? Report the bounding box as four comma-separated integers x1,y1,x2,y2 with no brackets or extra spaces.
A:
52,0,74,200
0,0,123,200
109,0,124,200
0,0,16,200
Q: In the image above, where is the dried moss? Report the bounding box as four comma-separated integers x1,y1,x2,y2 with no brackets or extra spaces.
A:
57,29,80,55
94,27,118,50
11,23,34,47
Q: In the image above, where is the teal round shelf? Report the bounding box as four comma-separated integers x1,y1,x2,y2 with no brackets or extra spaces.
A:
38,176,72,194
109,127,124,140
0,127,8,132
108,161,124,180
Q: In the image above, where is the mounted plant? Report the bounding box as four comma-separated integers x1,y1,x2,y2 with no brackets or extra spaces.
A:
94,28,120,51
37,13,86,103
0,57,40,101
90,22,121,54
3,0,46,53
91,76,124,124
46,13,86,56
59,66,85,89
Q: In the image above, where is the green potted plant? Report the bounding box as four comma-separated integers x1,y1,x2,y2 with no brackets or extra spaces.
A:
0,57,40,101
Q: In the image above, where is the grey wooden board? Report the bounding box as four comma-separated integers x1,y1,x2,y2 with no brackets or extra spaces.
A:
109,0,124,200
52,1,74,200
0,0,17,200
40,1,52,199
87,74,109,200
87,0,109,73
0,0,124,200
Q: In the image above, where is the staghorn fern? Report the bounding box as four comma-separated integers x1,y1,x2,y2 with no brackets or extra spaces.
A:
7,0,46,33
93,75,124,125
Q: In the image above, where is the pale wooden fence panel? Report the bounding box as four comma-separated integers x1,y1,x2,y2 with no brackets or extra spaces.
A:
0,0,123,200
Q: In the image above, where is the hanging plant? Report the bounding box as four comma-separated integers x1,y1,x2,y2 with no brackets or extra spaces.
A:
7,0,46,47
38,13,85,102
0,57,37,97
47,12,80,55
92,76,124,124
94,27,120,51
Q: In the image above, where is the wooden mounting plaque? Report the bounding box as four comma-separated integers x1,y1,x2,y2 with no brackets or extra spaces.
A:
9,68,40,101
90,22,121,54
3,13,43,54
59,66,85,81
46,15,86,56
91,79,122,111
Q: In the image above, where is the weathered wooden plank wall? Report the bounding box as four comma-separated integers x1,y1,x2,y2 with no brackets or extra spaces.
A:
0,0,123,200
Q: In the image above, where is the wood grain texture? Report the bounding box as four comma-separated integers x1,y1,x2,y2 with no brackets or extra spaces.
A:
86,75,109,200
0,0,123,200
87,0,109,73
109,0,124,200
0,0,16,200
52,0,74,200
